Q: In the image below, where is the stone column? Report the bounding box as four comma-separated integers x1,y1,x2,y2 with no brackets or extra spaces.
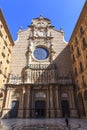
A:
71,89,75,108
69,88,78,117
49,85,54,118
82,89,87,117
26,86,31,118
46,87,49,118
18,87,25,118
2,87,12,118
68,89,72,109
32,90,34,118
55,86,61,117
83,99,87,118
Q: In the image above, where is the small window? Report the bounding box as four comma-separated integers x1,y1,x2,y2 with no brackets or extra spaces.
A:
71,45,73,52
75,67,78,76
82,75,86,87
72,55,75,62
80,26,84,36
79,62,83,73
4,41,7,46
5,35,7,39
83,37,87,46
0,61,2,64
0,24,3,28
6,59,9,64
82,38,87,50
5,67,7,70
75,37,78,44
0,30,3,37
77,47,80,57
2,52,5,58
3,46,5,49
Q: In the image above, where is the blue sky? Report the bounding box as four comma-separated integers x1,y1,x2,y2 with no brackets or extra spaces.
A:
0,0,85,42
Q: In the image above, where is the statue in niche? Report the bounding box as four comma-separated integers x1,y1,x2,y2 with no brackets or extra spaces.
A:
47,30,49,37
29,41,34,52
27,70,31,83
33,30,37,36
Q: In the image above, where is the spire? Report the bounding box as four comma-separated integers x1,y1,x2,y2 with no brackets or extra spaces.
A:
18,26,23,33
39,14,44,19
60,26,64,33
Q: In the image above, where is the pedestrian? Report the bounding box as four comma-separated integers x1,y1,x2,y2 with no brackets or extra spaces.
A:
65,115,69,127
35,111,38,118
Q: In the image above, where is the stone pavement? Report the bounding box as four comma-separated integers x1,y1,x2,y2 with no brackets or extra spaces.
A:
0,118,87,130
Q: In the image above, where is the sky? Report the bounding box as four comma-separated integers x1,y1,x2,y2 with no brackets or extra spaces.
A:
0,0,85,42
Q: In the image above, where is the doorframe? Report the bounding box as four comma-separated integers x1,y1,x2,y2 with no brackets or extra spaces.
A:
9,100,19,118
61,100,70,117
35,100,46,118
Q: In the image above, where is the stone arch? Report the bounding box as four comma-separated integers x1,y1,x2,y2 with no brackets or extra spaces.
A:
78,93,86,117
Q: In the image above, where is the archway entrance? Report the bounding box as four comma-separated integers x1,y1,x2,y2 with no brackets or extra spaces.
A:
61,100,70,117
35,101,46,118
10,101,19,118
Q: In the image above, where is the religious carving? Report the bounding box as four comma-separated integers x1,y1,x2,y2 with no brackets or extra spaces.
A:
9,74,22,84
37,22,45,27
35,92,46,98
61,93,68,98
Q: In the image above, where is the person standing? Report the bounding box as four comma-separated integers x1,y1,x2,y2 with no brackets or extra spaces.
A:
65,115,69,127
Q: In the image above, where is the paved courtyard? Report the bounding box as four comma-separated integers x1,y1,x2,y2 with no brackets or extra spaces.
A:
0,118,87,130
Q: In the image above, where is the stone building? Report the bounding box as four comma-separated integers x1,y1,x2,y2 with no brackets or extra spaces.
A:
0,9,14,114
1,1,87,119
2,15,78,118
69,1,87,118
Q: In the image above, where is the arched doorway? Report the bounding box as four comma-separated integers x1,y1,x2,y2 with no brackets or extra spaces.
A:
10,100,19,118
61,100,70,117
35,100,46,118
78,93,85,117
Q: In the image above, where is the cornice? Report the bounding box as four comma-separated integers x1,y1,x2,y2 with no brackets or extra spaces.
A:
69,1,87,44
0,9,14,46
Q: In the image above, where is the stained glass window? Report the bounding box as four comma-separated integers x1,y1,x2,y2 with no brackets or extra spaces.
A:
34,47,49,60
